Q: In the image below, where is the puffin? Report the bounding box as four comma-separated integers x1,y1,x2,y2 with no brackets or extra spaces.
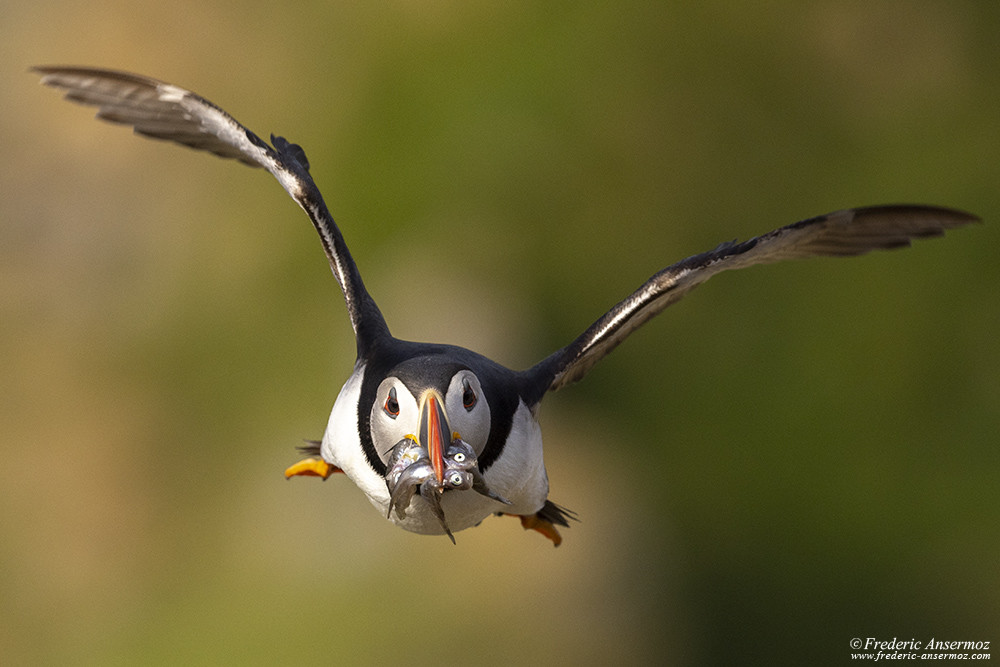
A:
34,66,979,546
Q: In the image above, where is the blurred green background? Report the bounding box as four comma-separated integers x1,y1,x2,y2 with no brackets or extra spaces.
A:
2,2,997,665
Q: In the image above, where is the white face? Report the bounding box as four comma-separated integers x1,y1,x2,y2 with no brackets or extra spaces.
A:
443,369,490,453
369,369,491,464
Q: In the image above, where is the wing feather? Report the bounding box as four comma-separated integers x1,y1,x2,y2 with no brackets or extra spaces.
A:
33,66,389,357
526,205,978,398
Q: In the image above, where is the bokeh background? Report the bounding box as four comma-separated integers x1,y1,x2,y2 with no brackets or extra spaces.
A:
2,2,997,665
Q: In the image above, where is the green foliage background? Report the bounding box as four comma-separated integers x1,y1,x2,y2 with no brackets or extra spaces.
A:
2,2,997,665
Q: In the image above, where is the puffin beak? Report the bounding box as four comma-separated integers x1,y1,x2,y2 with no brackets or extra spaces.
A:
418,390,450,484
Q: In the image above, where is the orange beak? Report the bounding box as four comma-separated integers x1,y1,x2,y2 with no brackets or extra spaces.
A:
418,390,450,484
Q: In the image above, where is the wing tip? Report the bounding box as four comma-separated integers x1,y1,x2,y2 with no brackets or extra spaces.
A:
856,203,982,227
30,64,64,87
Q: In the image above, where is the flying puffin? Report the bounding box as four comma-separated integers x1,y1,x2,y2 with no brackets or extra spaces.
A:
34,66,978,546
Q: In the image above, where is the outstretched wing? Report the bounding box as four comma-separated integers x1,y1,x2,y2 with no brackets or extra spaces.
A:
33,66,390,357
525,205,978,399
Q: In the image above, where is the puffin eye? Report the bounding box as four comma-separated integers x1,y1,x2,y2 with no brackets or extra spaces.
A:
383,387,400,418
462,379,477,411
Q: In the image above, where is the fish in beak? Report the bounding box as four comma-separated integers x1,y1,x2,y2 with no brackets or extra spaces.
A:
381,389,510,543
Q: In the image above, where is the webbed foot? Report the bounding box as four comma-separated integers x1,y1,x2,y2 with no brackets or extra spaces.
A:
284,439,343,480
284,458,342,480
507,501,578,547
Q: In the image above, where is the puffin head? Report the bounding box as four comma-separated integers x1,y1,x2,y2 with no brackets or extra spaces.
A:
369,362,492,480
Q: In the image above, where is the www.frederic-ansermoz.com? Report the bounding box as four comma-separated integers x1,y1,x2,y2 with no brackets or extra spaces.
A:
850,637,991,661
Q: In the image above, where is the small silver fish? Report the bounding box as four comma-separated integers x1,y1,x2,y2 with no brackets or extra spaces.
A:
384,436,426,491
388,460,436,521
418,479,455,543
447,439,512,506
383,436,510,543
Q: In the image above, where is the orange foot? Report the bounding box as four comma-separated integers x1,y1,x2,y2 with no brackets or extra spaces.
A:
284,457,343,480
515,513,564,547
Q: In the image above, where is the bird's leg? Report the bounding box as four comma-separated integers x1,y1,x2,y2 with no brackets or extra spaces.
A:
515,513,564,547
284,458,342,480
505,501,577,547
284,439,343,480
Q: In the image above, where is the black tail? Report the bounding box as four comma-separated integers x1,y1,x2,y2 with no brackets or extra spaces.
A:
297,439,322,456
537,500,578,527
